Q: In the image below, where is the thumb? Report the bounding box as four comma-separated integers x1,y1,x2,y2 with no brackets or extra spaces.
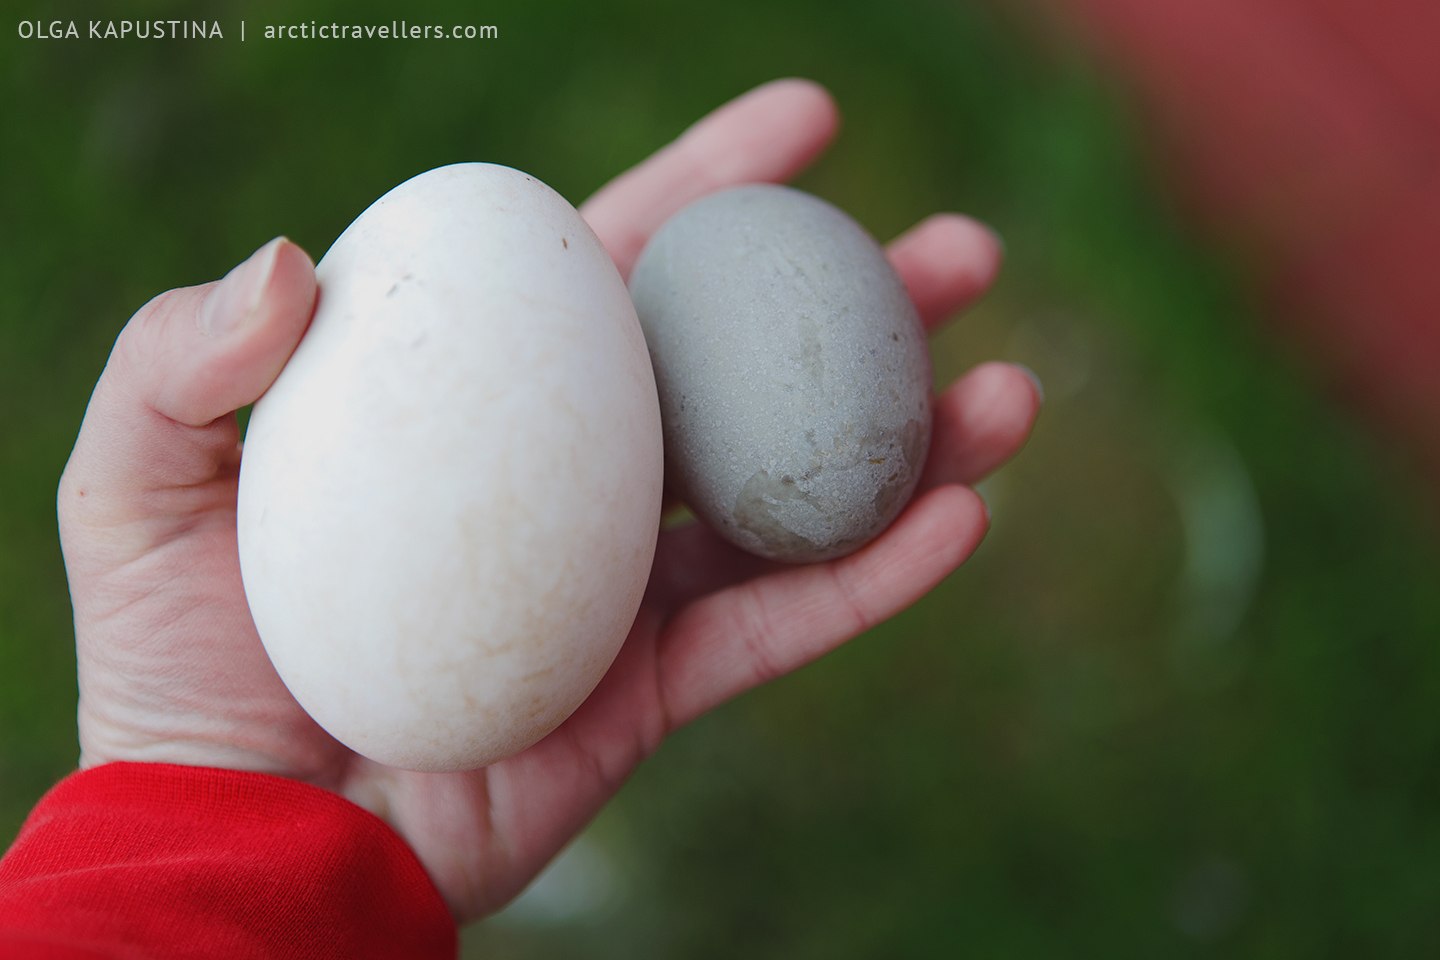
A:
124,236,316,428
61,238,316,534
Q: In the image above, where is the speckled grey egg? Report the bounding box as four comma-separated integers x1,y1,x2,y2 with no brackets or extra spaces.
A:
629,184,931,563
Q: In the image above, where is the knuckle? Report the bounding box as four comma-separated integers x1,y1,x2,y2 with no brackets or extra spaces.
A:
55,459,82,527
674,135,742,197
828,564,872,637
115,287,186,368
731,588,783,687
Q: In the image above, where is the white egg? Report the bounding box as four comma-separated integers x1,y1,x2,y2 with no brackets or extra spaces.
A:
237,163,662,772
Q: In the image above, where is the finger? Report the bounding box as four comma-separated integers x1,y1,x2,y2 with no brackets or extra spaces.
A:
655,484,988,728
580,78,840,278
60,238,316,531
135,237,316,427
887,213,1004,331
921,361,1043,490
649,361,1039,607
650,360,1039,607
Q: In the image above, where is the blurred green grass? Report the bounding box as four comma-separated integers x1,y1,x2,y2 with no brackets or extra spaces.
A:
3,0,1439,955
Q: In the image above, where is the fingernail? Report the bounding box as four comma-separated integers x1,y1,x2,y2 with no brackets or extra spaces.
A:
1015,363,1044,403
201,237,284,337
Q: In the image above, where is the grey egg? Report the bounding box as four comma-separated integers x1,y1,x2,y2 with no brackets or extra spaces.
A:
629,184,931,563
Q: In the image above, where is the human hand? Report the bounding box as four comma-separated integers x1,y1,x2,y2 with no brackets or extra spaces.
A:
58,78,1040,922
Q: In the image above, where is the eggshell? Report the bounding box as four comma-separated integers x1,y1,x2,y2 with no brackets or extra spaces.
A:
237,163,662,772
628,184,931,562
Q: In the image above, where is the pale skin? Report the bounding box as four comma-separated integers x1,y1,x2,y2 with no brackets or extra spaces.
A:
57,79,1041,923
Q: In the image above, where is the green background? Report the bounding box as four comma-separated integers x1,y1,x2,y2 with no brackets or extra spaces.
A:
3,0,1439,955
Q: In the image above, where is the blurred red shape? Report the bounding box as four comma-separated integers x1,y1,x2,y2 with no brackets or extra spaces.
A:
1044,0,1440,486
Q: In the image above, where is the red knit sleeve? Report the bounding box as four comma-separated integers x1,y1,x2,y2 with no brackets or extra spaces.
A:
0,763,456,959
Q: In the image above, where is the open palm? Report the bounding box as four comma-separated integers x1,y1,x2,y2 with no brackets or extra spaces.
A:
58,80,1040,923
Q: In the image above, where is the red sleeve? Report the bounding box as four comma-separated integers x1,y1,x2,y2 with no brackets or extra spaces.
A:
0,763,456,959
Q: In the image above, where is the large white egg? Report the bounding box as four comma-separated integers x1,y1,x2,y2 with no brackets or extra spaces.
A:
237,163,662,772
